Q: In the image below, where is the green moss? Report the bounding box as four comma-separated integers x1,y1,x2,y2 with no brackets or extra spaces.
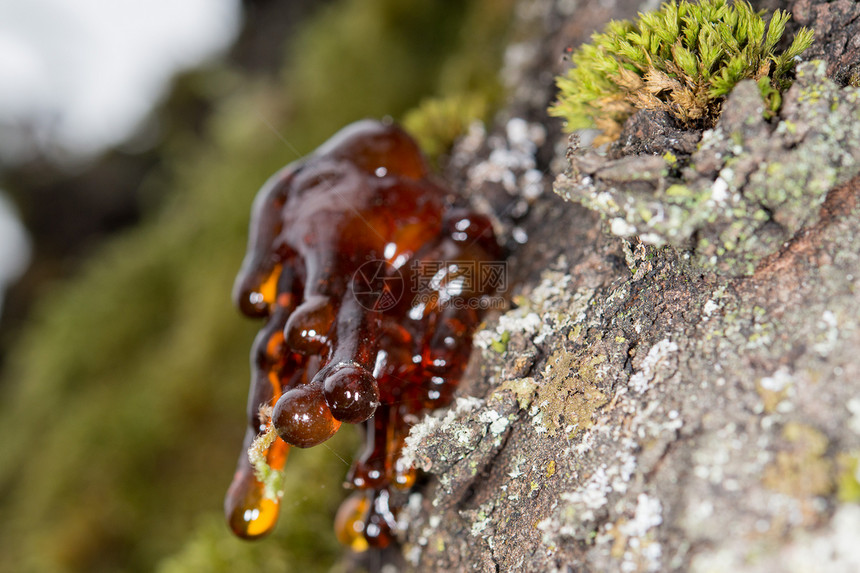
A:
548,0,813,142
403,92,489,160
757,76,782,118
491,330,512,354
555,61,860,277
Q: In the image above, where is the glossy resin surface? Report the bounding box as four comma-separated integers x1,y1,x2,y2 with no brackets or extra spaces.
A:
225,120,501,548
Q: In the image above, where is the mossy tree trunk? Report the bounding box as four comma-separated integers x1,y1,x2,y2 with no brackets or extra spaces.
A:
392,0,860,571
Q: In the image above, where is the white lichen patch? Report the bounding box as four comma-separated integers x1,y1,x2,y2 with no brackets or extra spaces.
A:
610,441,639,494
497,310,542,338
619,493,663,538
473,308,541,350
609,493,665,573
475,257,595,353
628,339,679,394
703,299,720,317
540,424,642,544
400,396,485,469
465,116,547,201
560,465,612,522
691,425,747,486
847,398,860,436
812,309,840,356
507,455,527,479
710,176,729,203
759,367,794,393
611,217,638,237
480,408,511,438
468,502,497,537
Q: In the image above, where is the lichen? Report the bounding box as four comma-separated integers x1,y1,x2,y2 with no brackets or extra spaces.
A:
461,116,548,210
836,453,860,503
493,376,538,410
627,339,679,394
490,330,512,353
762,422,833,498
554,61,860,276
756,367,794,413
535,349,609,436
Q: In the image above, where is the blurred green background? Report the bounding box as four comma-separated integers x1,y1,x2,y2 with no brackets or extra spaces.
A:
0,0,515,571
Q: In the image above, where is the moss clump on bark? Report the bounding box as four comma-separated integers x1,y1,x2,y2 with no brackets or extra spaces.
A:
549,0,813,143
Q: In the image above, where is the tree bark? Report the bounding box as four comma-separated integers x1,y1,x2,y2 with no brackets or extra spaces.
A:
394,0,860,571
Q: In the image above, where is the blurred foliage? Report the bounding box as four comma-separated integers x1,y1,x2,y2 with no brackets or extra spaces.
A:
0,0,514,572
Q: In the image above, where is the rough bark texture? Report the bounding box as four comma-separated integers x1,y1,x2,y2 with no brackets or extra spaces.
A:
392,0,860,571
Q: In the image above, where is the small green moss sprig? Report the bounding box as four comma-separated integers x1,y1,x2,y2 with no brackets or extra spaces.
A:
549,0,814,143
402,93,488,160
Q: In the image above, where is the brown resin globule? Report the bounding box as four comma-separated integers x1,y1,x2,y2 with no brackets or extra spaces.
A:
224,120,501,548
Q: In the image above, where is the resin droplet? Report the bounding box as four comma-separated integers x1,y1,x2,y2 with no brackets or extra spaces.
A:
323,363,379,423
272,383,342,448
225,468,280,539
363,489,397,549
227,119,503,549
284,295,335,354
334,490,371,552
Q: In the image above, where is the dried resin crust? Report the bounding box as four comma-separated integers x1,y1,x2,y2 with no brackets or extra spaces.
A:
224,119,502,549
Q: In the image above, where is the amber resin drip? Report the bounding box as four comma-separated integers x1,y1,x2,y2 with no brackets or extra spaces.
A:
224,120,501,547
